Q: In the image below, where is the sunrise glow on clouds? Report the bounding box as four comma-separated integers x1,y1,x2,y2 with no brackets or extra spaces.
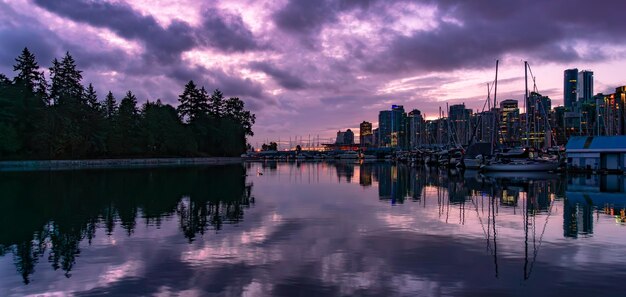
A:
1,0,626,144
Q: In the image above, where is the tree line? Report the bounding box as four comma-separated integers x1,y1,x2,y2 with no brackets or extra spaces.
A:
0,48,255,160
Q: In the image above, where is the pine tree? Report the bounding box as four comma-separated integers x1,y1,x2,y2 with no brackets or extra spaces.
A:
112,90,140,155
49,52,83,106
35,72,49,105
13,47,44,94
119,90,138,117
84,83,100,112
48,58,62,105
209,89,225,118
198,86,210,116
0,73,10,85
177,80,200,123
104,91,117,119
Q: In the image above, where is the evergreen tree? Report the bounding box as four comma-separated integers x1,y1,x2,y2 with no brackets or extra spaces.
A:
141,100,196,155
209,89,225,118
197,86,210,117
0,47,256,159
224,97,256,136
13,47,44,94
84,83,100,112
111,91,140,155
49,52,83,106
82,83,105,156
48,58,62,105
6,48,48,158
104,91,117,119
119,91,138,118
0,73,10,85
177,80,200,123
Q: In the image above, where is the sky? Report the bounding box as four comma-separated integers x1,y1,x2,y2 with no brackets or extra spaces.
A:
1,0,626,147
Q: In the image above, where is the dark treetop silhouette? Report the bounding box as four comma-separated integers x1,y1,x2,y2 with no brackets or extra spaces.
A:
0,48,256,160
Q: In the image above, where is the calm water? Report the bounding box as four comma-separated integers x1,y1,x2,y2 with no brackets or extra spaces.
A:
1,162,625,296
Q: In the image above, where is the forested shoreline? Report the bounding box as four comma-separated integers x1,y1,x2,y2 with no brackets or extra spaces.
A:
0,48,255,160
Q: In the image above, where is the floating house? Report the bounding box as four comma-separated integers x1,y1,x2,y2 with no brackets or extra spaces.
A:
566,136,626,173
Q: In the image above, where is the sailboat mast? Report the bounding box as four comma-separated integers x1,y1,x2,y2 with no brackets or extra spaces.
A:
524,61,529,147
490,60,499,156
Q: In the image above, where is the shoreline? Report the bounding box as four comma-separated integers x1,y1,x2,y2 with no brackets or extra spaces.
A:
0,157,243,171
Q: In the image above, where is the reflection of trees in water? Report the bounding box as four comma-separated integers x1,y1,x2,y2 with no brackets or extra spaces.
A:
178,183,253,242
0,166,252,284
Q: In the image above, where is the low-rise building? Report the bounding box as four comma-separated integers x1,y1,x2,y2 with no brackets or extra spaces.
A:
566,136,626,172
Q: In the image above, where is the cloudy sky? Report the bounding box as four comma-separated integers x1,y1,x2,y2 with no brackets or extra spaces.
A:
1,0,626,146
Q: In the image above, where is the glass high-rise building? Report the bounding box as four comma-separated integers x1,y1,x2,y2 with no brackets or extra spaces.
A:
563,68,578,110
577,70,594,104
359,121,373,146
378,105,405,148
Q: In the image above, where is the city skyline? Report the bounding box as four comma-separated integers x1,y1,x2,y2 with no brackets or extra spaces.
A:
2,0,626,144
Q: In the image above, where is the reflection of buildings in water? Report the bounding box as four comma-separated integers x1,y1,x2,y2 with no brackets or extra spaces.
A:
369,164,424,204
528,180,555,214
565,174,626,238
500,189,519,207
359,164,373,187
408,168,426,201
334,162,355,183
563,197,594,238
482,177,557,213
375,164,392,200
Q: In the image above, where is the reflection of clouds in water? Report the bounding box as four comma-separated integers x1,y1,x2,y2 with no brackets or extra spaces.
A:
180,217,283,266
390,274,459,296
4,163,626,296
97,260,142,287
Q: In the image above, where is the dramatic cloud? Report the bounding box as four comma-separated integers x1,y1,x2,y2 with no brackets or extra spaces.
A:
1,0,625,145
250,62,307,90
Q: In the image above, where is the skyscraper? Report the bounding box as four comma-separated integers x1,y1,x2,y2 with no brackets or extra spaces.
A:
448,104,471,146
407,109,424,149
577,70,594,104
359,121,373,146
564,68,578,110
499,99,520,144
378,105,406,148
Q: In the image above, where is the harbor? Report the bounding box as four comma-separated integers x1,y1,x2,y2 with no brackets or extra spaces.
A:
246,61,626,175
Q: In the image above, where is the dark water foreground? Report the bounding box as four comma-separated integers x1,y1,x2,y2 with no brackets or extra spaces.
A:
1,162,625,296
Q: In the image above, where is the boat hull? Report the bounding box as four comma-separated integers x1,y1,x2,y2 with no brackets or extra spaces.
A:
481,162,559,172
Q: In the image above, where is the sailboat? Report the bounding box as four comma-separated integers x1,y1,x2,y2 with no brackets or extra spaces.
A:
481,61,559,172
462,61,500,170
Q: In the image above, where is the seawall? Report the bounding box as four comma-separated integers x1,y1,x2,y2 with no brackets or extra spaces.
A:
0,157,243,171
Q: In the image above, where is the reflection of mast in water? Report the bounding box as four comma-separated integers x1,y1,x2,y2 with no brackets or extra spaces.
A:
490,188,499,278
523,180,555,280
470,185,499,278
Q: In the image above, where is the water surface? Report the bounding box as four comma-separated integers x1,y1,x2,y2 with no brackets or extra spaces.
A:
1,162,625,296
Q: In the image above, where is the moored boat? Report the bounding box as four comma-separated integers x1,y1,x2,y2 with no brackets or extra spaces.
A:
481,160,559,172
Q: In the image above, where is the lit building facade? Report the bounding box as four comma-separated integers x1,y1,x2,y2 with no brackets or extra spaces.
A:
499,99,520,145
577,70,594,105
564,68,578,110
378,105,406,148
448,104,472,146
407,109,424,149
359,121,373,146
